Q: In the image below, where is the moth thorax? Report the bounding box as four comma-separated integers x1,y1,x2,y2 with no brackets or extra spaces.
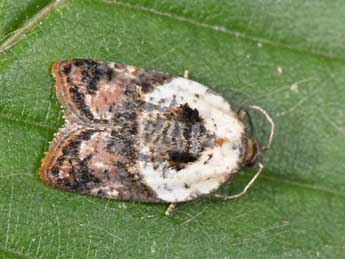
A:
243,137,262,167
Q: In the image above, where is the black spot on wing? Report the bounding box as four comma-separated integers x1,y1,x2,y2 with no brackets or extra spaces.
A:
63,64,72,75
178,103,201,124
168,151,197,164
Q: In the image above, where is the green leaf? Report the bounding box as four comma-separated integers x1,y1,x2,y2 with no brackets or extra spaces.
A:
1,0,344,258
0,0,52,41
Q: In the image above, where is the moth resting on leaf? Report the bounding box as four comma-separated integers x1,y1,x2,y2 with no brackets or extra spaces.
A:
40,59,274,215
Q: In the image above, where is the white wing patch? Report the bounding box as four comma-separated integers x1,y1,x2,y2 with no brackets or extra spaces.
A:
139,77,245,202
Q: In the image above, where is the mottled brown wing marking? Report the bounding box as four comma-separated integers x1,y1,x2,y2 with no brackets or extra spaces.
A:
53,59,171,125
40,128,91,187
53,60,126,124
43,59,173,202
40,128,160,202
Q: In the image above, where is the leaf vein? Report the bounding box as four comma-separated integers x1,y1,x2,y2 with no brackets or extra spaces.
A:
0,0,67,53
0,113,57,132
262,175,345,199
0,245,41,259
109,0,345,62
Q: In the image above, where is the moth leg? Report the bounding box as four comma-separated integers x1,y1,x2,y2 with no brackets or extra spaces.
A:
214,163,264,200
165,203,177,216
183,70,189,79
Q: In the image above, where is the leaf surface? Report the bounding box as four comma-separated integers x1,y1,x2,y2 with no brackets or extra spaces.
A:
0,0,344,258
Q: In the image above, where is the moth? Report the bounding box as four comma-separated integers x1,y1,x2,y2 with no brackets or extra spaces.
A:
40,59,274,215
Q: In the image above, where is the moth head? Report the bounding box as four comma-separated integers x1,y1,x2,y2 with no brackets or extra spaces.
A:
241,105,275,167
242,137,263,167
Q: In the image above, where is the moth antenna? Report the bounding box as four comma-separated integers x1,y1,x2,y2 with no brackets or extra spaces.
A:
214,163,264,200
248,105,275,150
